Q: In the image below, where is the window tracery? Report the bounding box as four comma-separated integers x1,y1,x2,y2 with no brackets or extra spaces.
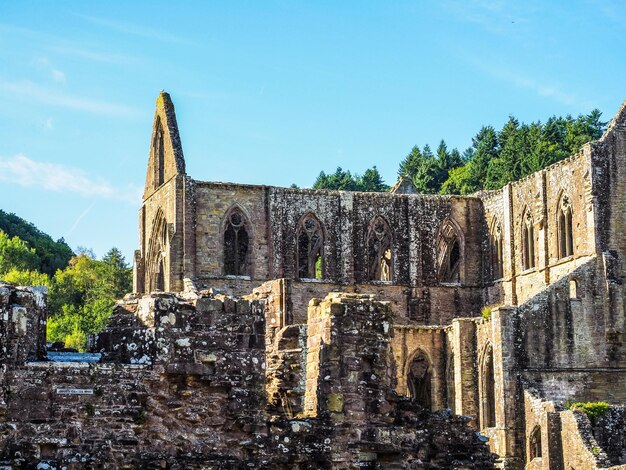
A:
224,208,249,276
297,214,323,279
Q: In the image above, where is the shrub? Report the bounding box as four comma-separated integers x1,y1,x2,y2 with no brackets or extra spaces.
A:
568,401,610,424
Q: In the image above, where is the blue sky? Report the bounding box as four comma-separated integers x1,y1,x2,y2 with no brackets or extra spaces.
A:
1,1,625,261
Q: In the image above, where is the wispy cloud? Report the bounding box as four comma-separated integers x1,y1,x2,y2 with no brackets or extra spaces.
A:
0,80,140,117
0,154,142,205
75,13,195,45
462,53,596,110
47,44,132,64
32,57,66,83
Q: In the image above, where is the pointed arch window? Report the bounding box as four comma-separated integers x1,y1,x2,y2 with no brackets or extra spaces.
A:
522,208,535,270
480,344,496,428
296,214,323,279
224,208,250,276
558,194,573,258
153,117,165,189
367,216,393,281
147,210,168,292
437,221,462,283
529,426,542,460
491,220,503,279
407,350,432,410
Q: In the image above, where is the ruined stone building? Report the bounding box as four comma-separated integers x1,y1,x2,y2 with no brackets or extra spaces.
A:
2,93,626,469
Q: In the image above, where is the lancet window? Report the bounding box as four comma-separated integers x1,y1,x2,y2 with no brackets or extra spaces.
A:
480,344,496,428
437,221,462,283
153,117,165,188
407,350,432,410
557,194,574,258
367,216,393,281
529,426,542,460
491,220,503,279
522,208,535,270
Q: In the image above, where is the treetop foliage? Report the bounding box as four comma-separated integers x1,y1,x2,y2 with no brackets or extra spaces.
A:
311,109,606,195
398,110,607,195
313,166,390,192
0,209,74,275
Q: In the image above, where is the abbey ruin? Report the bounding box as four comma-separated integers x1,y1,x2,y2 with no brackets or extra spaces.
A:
2,92,626,468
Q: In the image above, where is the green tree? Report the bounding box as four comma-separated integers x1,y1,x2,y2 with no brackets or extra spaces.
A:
357,166,389,192
47,248,132,351
1,268,50,287
0,210,73,275
468,126,498,191
439,165,474,195
0,230,39,274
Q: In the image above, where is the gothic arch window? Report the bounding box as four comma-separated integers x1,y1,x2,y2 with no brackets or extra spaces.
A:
557,193,574,259
437,220,463,284
367,215,393,281
146,209,168,292
153,117,165,189
480,344,496,428
223,207,250,276
296,213,324,279
491,219,503,280
522,207,535,270
407,350,432,410
529,426,542,460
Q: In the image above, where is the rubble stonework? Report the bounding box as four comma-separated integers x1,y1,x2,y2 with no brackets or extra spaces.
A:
0,287,495,468
3,95,626,468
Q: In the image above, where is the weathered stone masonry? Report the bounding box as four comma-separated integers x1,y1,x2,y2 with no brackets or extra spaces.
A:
130,94,626,469
3,94,626,468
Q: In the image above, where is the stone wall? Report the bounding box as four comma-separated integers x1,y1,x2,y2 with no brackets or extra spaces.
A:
1,289,495,468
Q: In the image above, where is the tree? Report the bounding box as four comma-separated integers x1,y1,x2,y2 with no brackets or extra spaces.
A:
0,230,39,274
314,166,388,192
357,166,389,192
47,248,132,351
0,210,73,275
439,165,474,195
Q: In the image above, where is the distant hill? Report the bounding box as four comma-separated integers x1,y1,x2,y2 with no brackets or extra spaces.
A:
0,210,74,275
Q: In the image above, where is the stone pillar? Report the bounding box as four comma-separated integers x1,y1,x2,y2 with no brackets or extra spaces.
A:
303,293,393,423
450,318,478,421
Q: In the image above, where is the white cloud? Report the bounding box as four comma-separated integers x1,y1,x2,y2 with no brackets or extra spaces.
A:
0,80,140,117
0,154,141,205
43,118,54,130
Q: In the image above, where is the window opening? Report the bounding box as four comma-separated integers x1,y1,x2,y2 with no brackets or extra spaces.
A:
297,214,323,279
367,216,393,281
224,210,249,276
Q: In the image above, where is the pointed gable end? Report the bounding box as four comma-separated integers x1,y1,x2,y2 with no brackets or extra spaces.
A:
143,91,186,200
